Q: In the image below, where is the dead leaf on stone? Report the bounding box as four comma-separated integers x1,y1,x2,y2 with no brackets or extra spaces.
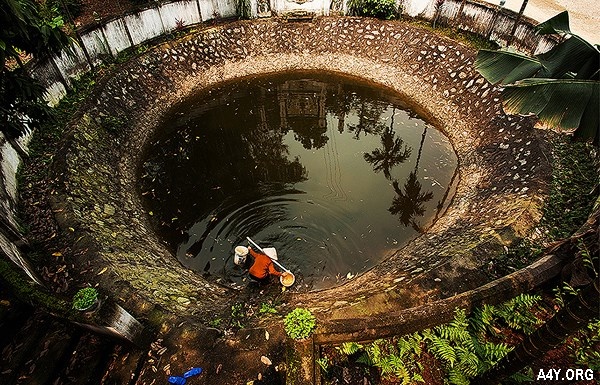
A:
260,356,272,366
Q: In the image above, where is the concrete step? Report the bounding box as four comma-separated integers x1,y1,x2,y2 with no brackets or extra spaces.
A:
51,333,115,385
99,344,146,385
0,309,53,384
0,296,146,385
13,319,77,385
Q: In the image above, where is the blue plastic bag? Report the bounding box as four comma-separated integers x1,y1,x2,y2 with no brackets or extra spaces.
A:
183,367,203,378
167,376,186,385
168,367,202,384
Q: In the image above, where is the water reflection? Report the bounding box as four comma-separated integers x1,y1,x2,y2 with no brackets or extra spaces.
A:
364,112,412,180
140,72,457,289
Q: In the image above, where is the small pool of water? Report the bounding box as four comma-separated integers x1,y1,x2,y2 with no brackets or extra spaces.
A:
139,71,458,289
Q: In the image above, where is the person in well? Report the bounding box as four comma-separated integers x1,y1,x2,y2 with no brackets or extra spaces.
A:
248,246,288,283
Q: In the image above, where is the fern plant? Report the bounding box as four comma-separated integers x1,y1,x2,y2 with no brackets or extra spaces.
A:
355,337,425,384
330,295,552,384
423,308,513,384
569,320,600,371
337,341,363,356
316,356,330,373
494,293,542,334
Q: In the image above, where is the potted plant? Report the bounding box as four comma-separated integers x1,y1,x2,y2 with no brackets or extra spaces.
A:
72,287,99,312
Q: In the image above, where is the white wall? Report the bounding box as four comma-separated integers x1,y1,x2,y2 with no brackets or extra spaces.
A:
270,0,331,16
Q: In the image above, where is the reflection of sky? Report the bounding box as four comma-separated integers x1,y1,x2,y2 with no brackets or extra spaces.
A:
141,74,458,289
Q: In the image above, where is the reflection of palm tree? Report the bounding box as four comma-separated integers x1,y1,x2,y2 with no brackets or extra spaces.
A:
346,98,388,138
364,125,412,180
389,171,434,229
291,124,329,150
388,125,434,231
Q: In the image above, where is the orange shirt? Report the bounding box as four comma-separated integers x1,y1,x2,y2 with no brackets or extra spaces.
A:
248,248,282,279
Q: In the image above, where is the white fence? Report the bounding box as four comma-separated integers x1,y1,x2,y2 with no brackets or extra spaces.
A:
29,0,556,105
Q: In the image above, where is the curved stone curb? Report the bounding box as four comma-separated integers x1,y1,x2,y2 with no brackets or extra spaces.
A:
54,17,551,324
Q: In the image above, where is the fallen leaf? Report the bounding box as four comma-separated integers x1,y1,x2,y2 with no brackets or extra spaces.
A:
260,356,272,366
52,252,62,257
97,267,108,275
265,331,269,340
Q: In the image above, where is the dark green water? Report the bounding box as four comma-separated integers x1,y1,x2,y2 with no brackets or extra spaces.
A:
139,71,457,289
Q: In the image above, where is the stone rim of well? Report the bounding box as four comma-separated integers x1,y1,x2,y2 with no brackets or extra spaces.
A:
52,17,551,322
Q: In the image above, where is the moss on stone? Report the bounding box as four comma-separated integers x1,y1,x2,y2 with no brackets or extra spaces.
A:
0,259,71,315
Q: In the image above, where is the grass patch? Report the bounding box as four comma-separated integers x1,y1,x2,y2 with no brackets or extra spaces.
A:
540,137,598,239
406,18,500,51
489,135,598,278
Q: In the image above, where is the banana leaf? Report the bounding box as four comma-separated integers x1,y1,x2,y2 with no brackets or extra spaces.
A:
475,50,543,85
476,40,599,84
502,79,599,144
536,10,571,35
536,35,600,79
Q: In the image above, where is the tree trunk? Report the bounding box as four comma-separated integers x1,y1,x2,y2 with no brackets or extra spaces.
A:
507,0,529,45
472,206,600,385
473,278,599,384
457,0,467,25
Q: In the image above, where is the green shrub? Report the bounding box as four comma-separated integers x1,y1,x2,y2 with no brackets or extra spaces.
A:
284,308,316,340
72,287,98,310
100,115,126,134
259,302,278,315
347,0,398,20
41,0,83,20
236,0,251,19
